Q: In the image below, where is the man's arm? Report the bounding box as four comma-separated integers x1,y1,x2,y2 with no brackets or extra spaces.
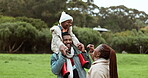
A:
50,53,66,75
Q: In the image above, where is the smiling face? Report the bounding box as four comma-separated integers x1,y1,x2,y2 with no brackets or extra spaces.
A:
61,20,73,29
63,34,72,50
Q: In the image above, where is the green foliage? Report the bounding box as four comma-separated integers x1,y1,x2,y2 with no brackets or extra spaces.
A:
0,22,39,53
98,5,148,32
1,0,148,31
1,0,148,53
0,22,38,39
140,26,148,33
0,0,67,27
35,28,52,53
0,16,52,53
73,27,106,47
16,17,48,30
111,30,148,54
66,1,99,27
0,15,16,23
101,32,114,44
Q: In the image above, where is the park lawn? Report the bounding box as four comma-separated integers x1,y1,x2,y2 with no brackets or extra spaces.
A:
0,54,56,78
0,53,148,78
117,54,148,78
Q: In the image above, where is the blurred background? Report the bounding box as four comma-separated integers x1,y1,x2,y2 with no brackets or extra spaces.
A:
0,0,148,54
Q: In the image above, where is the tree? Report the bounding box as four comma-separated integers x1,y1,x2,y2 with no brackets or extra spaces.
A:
0,22,39,53
0,16,52,53
66,0,98,27
111,30,148,54
73,27,106,47
0,0,67,27
97,5,148,32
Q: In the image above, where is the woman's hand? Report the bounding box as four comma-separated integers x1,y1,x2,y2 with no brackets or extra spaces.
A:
87,44,94,53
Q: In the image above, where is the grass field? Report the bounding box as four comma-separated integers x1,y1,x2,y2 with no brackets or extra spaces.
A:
0,54,148,78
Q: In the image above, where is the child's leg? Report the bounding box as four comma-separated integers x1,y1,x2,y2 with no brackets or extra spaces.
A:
61,62,70,77
78,53,89,67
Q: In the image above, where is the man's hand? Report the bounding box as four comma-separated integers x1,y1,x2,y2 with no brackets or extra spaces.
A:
77,43,85,52
87,44,94,53
59,45,68,56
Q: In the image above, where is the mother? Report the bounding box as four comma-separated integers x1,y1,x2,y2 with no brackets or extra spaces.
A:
87,44,118,78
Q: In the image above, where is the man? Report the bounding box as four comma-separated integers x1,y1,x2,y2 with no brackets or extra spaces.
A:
50,11,84,55
50,33,91,78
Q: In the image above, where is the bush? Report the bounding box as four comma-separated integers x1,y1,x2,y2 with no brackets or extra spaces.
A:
0,16,52,53
16,17,48,30
73,27,106,47
111,30,148,54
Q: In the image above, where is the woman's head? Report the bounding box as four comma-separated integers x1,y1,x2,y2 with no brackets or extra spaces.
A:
92,44,110,61
88,44,118,78
91,44,118,78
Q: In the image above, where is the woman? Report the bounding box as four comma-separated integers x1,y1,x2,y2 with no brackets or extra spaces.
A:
87,44,118,78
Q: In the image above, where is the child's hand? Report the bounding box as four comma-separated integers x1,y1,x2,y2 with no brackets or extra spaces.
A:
60,45,68,56
77,43,85,52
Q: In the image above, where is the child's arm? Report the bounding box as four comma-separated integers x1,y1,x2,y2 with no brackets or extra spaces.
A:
69,26,80,46
50,26,67,55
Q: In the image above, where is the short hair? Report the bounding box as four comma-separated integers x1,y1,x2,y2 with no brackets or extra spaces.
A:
62,32,70,37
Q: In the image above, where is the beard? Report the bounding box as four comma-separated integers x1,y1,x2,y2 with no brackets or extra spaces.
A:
65,43,71,54
65,44,71,50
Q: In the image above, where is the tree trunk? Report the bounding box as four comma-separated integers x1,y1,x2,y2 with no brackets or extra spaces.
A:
8,41,25,53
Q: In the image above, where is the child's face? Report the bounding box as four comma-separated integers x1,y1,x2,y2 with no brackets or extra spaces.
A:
61,20,73,29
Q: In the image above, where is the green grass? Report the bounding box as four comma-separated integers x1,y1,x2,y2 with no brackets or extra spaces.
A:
0,54,56,78
117,54,148,78
0,54,148,78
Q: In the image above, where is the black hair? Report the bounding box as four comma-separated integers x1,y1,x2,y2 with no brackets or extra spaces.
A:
62,32,70,37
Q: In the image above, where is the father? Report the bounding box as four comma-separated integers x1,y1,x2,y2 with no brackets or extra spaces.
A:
51,33,91,78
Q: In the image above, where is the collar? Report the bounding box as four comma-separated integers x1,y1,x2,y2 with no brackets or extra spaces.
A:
58,25,63,30
92,58,109,65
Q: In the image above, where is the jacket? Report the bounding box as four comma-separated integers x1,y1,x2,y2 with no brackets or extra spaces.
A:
50,26,80,53
51,45,91,78
87,58,110,78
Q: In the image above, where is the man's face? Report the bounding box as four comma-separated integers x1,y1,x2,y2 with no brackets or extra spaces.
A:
63,35,72,49
61,20,73,29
